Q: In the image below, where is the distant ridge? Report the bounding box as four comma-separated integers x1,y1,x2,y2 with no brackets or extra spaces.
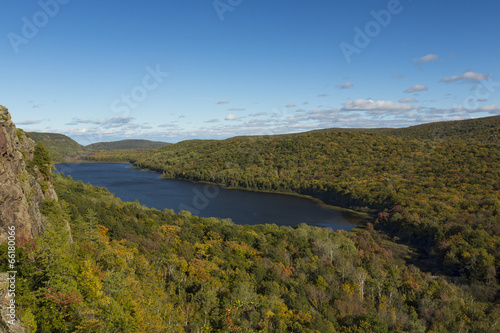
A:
29,115,500,162
376,115,500,143
28,133,171,161
28,132,85,161
86,139,171,150
228,115,500,144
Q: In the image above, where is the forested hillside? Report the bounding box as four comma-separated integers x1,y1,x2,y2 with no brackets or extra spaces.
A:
28,134,170,163
86,139,170,150
12,116,499,331
119,117,500,301
2,173,498,332
376,115,500,143
28,132,86,162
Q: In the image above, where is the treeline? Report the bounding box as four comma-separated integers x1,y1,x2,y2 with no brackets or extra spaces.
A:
28,132,86,163
28,132,170,163
2,174,498,332
376,115,500,144
110,124,500,297
86,139,170,150
75,149,148,163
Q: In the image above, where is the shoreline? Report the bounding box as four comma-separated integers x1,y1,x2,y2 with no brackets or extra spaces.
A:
55,159,132,165
57,161,374,229
130,165,374,228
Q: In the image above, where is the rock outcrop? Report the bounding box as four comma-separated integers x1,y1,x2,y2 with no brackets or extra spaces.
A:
0,105,57,244
0,105,58,332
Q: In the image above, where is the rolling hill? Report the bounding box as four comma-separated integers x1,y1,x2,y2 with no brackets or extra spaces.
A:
31,116,500,290
28,134,171,162
125,115,500,295
86,139,170,150
376,115,500,143
28,132,86,162
10,114,499,331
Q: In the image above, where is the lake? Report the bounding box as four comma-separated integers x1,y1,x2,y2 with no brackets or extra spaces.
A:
56,163,364,231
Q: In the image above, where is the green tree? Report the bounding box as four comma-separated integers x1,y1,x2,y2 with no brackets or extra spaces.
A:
32,141,53,179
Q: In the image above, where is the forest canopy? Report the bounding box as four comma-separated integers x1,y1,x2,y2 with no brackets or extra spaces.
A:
7,115,499,332
2,174,498,332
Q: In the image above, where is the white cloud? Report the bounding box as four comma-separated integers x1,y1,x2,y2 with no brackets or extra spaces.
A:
317,94,328,97
158,123,178,128
393,74,404,79
286,123,318,129
441,71,490,83
307,108,340,120
240,118,281,128
477,104,500,114
225,114,240,120
336,82,353,89
285,104,297,108
341,99,420,114
413,54,439,63
217,99,229,104
404,84,428,93
422,104,500,115
123,124,153,131
425,107,468,115
105,116,134,128
67,116,134,128
227,108,246,111
67,118,96,125
248,112,267,117
204,119,220,123
398,97,416,103
17,119,43,125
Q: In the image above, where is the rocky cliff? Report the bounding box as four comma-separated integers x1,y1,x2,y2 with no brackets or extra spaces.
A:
0,105,58,333
0,105,57,243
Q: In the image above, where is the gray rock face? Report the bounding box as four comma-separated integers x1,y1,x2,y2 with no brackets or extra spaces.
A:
0,105,57,244
0,105,59,332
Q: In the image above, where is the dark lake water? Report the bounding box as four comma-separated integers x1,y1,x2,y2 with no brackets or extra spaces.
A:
56,163,364,231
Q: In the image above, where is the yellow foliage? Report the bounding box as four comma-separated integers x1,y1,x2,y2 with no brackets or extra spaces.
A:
276,303,293,320
188,258,213,280
294,310,312,324
78,260,103,300
159,224,181,236
341,282,355,295
206,230,222,242
378,294,389,314
97,225,109,237
20,309,37,333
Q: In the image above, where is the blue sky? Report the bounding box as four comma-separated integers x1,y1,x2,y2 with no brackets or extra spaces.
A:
1,0,499,144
